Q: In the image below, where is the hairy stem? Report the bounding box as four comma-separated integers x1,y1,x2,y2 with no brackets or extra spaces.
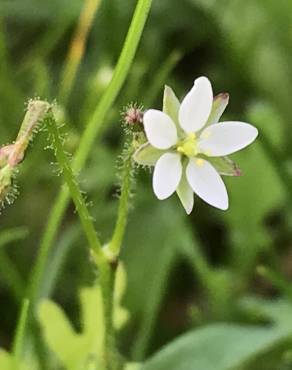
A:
46,114,115,368
108,143,135,259
45,114,104,261
28,0,153,308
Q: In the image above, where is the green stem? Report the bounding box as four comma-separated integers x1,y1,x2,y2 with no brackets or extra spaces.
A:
28,0,153,308
45,114,104,261
0,251,24,301
12,299,30,367
259,132,292,203
0,227,28,301
143,50,182,106
46,114,116,368
73,0,153,171
257,265,292,301
132,246,175,361
108,144,135,259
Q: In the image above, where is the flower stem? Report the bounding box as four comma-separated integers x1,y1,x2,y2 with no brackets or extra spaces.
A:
45,113,116,368
28,0,153,308
45,113,104,262
12,299,30,367
107,143,135,260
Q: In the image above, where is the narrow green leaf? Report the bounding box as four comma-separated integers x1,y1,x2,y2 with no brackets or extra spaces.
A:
143,299,292,370
13,299,30,363
142,323,290,370
113,263,130,330
80,286,105,356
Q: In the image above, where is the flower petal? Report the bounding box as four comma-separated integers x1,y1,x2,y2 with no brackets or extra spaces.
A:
176,169,194,214
143,109,177,150
186,158,228,210
179,76,213,133
205,93,229,126
198,121,258,157
153,153,182,200
133,143,164,166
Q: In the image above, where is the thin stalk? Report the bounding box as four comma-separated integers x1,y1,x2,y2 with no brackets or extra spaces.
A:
12,299,30,367
0,227,28,301
0,251,24,301
28,0,153,309
132,246,176,361
257,265,292,301
143,50,182,106
46,114,115,368
259,132,292,203
74,0,153,171
108,144,135,259
0,227,28,248
59,0,102,104
179,230,214,289
45,114,104,263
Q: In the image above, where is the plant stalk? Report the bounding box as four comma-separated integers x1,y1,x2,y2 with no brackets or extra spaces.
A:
28,0,153,309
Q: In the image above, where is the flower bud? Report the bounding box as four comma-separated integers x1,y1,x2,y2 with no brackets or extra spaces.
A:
0,165,13,204
122,104,144,131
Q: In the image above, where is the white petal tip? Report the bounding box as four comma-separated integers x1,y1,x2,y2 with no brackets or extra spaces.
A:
194,76,211,85
186,159,229,211
219,203,229,211
252,126,259,139
155,192,169,201
179,76,213,133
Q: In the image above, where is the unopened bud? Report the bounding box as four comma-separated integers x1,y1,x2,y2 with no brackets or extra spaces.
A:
17,100,50,141
0,165,13,203
0,99,51,209
0,145,14,167
122,104,144,128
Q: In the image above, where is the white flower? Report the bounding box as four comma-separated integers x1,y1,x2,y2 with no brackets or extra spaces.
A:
134,76,258,214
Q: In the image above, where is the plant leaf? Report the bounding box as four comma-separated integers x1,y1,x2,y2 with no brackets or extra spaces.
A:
38,300,89,370
142,323,290,370
114,263,130,330
0,349,31,370
142,298,292,370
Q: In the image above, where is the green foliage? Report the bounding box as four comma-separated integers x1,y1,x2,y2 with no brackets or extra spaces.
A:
39,290,104,370
0,349,30,370
38,264,129,369
1,0,292,369
142,299,292,370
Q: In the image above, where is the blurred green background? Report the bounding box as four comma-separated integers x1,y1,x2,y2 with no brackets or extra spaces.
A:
1,0,292,368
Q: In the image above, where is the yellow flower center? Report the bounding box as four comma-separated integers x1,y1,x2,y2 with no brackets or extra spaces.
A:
176,133,198,158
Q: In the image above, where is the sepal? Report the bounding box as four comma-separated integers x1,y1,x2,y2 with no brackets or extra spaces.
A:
207,156,241,176
206,93,229,126
133,142,164,166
